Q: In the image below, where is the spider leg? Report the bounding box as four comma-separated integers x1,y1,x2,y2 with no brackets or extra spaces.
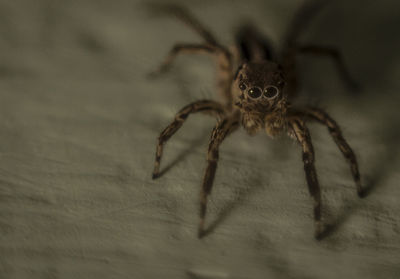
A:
159,4,233,69
155,4,218,46
282,0,328,48
290,119,323,239
148,43,216,77
152,100,225,179
198,117,239,238
235,24,275,62
301,107,363,197
279,0,328,98
149,41,233,109
298,45,359,90
149,4,234,108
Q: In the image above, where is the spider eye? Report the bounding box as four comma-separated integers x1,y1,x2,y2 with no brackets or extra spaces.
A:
239,83,247,91
264,86,279,98
247,87,262,99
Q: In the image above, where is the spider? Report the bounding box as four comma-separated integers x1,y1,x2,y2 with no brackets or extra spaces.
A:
150,2,363,240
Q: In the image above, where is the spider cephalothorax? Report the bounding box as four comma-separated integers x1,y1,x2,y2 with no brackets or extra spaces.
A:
234,62,288,136
151,4,363,240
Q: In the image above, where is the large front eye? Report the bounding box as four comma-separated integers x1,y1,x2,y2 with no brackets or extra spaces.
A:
264,85,279,98
247,87,262,99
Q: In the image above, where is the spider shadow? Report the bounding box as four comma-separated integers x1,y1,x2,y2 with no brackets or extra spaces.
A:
157,134,208,178
361,125,400,198
317,196,361,240
261,242,318,279
201,170,264,238
318,122,400,240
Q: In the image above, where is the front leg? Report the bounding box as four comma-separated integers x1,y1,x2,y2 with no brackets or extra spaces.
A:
290,119,323,239
301,107,362,196
198,118,239,238
153,100,225,179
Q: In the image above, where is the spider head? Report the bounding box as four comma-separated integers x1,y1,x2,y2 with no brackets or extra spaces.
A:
233,61,286,112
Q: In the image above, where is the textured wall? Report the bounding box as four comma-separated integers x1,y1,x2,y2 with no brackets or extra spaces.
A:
0,0,399,278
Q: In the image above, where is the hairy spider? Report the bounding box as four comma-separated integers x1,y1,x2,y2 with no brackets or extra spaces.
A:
150,2,363,240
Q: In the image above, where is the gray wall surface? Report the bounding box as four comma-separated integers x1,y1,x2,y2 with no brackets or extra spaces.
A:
0,0,399,278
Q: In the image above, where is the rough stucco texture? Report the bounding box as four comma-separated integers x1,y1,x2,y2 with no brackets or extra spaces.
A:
0,0,399,278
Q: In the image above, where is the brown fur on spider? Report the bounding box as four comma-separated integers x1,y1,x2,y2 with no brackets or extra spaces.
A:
150,3,363,240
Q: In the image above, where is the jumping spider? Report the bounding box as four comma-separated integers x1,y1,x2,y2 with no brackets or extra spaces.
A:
150,3,363,239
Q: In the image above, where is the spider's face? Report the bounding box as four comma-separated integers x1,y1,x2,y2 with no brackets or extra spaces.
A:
234,61,285,112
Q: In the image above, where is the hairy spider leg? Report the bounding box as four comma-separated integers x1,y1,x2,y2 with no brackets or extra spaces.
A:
298,45,359,90
235,24,275,62
149,4,234,108
148,44,216,76
290,119,323,239
157,4,219,45
279,0,330,98
303,107,363,196
152,100,225,179
282,0,328,48
199,117,239,238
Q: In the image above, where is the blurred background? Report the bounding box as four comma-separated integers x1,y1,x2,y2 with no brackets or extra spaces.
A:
0,0,399,278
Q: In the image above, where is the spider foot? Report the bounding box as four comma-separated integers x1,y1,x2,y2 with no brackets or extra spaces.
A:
198,219,206,239
314,221,323,240
356,183,365,198
152,161,161,179
152,171,160,180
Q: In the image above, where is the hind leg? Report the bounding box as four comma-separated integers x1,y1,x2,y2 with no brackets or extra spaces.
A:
235,24,275,62
298,45,359,90
279,0,329,98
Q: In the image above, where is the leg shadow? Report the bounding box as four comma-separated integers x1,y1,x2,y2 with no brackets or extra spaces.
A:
157,135,208,178
361,128,400,198
317,198,359,240
318,123,400,239
201,171,264,238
